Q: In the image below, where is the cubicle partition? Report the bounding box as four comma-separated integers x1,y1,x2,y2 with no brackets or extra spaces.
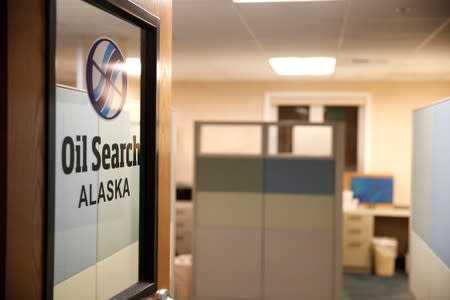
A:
411,98,450,300
193,122,344,300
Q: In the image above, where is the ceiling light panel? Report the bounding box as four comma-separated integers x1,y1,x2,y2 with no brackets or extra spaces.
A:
125,58,141,76
269,57,336,76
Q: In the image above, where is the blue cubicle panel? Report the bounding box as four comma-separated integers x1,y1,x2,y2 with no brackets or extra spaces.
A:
264,158,335,195
412,107,433,244
263,158,336,300
413,100,450,269
431,100,450,268
411,98,450,300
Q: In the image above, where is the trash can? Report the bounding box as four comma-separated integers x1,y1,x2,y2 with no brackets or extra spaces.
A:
372,237,398,277
175,254,192,300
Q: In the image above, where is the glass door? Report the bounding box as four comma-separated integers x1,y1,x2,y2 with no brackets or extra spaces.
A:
49,0,159,299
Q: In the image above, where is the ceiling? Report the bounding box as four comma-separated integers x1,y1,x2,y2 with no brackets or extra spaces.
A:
173,0,450,82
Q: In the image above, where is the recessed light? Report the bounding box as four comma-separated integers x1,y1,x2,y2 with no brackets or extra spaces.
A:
269,57,336,76
125,57,141,76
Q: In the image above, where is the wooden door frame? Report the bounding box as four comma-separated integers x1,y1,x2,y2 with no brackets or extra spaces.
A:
46,0,160,298
5,0,46,298
1,0,7,297
4,0,171,298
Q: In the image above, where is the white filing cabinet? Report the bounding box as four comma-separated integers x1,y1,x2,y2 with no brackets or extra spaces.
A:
175,201,193,255
343,211,374,273
343,208,410,274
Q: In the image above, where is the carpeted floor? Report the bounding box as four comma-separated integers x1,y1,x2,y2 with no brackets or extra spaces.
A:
342,272,409,300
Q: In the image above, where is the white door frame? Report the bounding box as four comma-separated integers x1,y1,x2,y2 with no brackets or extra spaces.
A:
264,91,371,172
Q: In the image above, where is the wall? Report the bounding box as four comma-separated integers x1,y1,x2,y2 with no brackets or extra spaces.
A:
173,81,450,206
5,0,172,299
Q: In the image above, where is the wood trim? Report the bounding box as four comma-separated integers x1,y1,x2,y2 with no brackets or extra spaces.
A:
132,0,173,290
5,0,46,298
155,1,173,288
1,0,7,297
119,0,173,291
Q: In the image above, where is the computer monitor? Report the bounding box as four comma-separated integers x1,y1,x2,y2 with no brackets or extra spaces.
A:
350,175,394,204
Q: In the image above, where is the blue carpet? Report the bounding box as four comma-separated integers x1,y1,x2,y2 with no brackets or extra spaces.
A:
342,272,409,300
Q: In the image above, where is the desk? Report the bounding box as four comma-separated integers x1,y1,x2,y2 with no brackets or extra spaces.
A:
343,207,410,274
344,207,410,217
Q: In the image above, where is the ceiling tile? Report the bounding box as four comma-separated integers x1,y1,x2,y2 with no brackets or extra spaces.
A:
172,0,450,81
349,0,450,19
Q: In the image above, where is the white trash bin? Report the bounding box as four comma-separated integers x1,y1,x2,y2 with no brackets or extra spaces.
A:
372,237,398,277
175,254,192,300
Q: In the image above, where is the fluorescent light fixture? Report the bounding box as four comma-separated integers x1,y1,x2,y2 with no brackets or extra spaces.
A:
269,57,336,76
124,57,141,76
234,0,338,3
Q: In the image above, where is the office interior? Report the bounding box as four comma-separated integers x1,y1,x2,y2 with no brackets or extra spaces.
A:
170,1,449,300
1,0,449,299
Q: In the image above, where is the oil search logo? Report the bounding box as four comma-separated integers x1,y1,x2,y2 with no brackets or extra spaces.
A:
86,37,127,120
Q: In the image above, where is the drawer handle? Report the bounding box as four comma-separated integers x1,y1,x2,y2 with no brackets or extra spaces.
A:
347,229,362,235
347,216,362,221
348,242,361,248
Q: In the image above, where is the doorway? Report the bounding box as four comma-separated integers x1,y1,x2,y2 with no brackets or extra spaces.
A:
264,91,371,172
278,105,359,171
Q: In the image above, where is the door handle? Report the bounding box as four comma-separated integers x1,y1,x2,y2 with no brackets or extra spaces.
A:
155,289,173,300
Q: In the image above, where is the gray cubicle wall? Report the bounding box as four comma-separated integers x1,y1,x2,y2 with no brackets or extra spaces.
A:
193,122,344,300
411,98,450,300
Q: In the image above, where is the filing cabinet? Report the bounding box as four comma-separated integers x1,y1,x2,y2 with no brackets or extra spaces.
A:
175,201,193,255
343,212,374,273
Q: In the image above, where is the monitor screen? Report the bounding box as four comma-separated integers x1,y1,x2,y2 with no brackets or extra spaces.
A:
351,177,393,204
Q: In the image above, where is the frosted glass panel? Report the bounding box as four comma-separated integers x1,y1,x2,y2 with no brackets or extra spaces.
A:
54,0,141,298
268,124,333,157
96,95,140,299
54,87,98,292
200,125,262,155
292,125,332,157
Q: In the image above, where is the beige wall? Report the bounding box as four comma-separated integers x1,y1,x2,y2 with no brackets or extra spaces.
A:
173,81,450,206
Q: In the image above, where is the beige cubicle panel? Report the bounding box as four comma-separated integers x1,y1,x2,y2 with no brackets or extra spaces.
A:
192,121,344,300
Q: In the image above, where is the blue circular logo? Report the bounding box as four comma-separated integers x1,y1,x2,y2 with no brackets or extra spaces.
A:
86,38,127,120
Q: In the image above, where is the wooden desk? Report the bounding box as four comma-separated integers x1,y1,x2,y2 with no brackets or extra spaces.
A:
343,207,410,274
354,207,410,218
